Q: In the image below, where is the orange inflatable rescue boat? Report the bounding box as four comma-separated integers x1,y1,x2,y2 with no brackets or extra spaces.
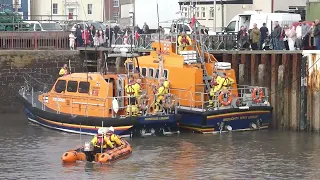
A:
61,139,132,164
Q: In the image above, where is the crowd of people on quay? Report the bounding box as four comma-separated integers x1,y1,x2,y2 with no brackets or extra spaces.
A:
68,19,320,51
237,20,320,50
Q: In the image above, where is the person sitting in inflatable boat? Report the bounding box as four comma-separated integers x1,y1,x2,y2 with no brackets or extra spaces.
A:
106,126,122,147
91,127,115,153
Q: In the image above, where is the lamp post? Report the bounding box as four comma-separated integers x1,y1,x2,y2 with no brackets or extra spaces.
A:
129,11,135,52
50,0,52,20
214,0,216,32
108,0,111,47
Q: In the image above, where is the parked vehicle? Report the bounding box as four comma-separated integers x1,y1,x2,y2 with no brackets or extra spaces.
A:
224,11,301,33
23,21,63,31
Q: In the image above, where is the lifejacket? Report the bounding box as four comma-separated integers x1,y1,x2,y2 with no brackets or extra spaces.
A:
126,84,135,96
96,134,105,147
180,37,190,45
211,79,218,86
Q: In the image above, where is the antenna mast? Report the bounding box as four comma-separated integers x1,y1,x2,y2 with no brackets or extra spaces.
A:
156,2,164,80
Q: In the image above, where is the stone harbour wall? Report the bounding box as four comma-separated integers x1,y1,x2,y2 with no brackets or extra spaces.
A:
0,50,83,113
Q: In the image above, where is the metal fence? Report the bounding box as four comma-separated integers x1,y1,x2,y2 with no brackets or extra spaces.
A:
0,31,238,50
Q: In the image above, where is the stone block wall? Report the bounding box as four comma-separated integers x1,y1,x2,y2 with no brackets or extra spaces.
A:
0,50,82,113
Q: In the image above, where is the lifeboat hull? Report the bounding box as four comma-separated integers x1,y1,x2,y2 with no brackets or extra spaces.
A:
17,93,180,137
61,139,132,164
178,106,273,133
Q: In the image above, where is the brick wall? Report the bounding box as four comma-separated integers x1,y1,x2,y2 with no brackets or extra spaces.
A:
105,0,120,21
0,50,82,113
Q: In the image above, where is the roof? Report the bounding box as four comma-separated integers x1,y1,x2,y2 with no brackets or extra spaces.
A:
178,0,253,4
59,73,103,81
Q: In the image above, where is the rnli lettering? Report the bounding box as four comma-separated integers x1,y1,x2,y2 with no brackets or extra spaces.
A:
144,116,170,121
223,115,259,122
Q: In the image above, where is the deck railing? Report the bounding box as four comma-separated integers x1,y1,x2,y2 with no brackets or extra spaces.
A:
0,31,238,50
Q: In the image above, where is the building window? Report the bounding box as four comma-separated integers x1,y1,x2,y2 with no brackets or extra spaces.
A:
210,7,214,19
88,4,92,14
67,81,78,92
113,0,119,7
113,12,119,21
196,7,199,18
52,3,58,15
13,0,22,8
68,8,74,19
78,82,90,93
201,7,205,18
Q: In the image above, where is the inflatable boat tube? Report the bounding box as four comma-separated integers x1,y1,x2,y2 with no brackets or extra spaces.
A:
61,139,132,163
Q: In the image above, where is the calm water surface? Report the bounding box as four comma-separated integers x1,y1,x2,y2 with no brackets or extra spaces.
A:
1,113,320,180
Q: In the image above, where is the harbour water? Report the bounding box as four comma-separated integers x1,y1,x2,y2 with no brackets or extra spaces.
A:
1,113,320,179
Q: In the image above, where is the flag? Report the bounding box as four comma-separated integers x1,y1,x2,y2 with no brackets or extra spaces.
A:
123,31,129,45
190,15,196,28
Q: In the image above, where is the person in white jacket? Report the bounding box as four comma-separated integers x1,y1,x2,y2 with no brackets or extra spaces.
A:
285,25,296,50
295,21,302,50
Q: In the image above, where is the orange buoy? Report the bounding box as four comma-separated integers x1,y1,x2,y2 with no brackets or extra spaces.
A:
98,153,111,163
251,87,264,103
62,151,78,163
218,91,232,106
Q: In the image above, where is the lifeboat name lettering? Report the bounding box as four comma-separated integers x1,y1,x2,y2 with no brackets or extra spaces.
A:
53,97,65,102
144,116,170,121
156,50,170,55
223,115,259,121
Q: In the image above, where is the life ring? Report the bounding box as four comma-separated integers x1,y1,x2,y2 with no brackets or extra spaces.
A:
137,94,149,110
218,91,232,106
162,93,176,109
251,87,264,103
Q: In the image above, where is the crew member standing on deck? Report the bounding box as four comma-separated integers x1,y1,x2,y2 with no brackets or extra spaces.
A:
208,72,221,108
133,78,143,115
125,79,138,116
218,72,234,90
59,64,69,76
154,80,169,113
178,31,192,53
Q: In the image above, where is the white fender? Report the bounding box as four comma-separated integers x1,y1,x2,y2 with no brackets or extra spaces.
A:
112,98,119,113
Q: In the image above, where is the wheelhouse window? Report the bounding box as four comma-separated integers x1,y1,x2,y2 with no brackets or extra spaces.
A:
54,80,66,93
164,69,168,79
148,68,154,78
126,62,133,72
141,67,147,77
155,69,159,78
67,81,78,92
78,82,90,93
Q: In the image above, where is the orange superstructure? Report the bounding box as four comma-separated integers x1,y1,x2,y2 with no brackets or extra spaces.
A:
125,36,238,108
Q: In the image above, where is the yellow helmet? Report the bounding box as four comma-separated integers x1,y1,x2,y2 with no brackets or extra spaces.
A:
163,81,169,88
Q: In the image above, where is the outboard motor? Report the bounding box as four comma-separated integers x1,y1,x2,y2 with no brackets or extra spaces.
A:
83,142,95,162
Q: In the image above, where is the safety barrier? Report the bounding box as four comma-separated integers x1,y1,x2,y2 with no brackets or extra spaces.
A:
0,31,237,50
172,84,269,112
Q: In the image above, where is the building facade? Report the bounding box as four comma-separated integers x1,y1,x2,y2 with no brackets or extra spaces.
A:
178,0,307,30
0,0,31,20
118,0,133,26
104,0,120,22
30,0,105,21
